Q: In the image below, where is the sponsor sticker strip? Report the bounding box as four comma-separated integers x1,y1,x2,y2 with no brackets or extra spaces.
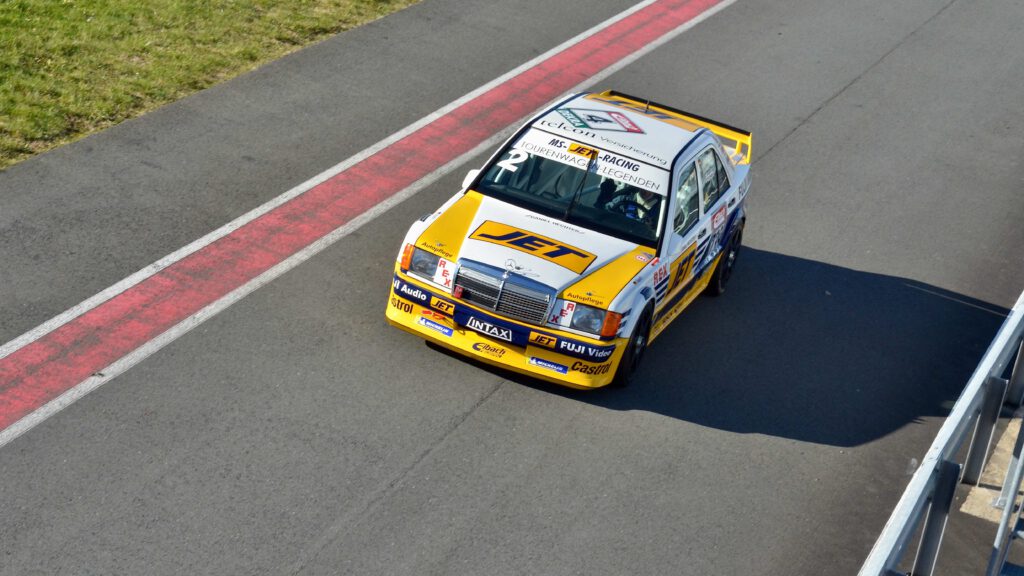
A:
529,357,568,374
417,317,453,337
535,118,671,167
466,317,514,343
472,342,508,359
513,129,667,194
570,360,612,376
549,300,576,327
432,258,456,290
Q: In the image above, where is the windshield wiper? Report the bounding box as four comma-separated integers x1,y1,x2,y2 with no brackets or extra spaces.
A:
562,150,598,220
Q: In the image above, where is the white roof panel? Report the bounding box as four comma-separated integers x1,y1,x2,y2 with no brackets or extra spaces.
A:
530,93,701,169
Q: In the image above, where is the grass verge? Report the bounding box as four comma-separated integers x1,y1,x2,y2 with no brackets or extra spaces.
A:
0,0,419,170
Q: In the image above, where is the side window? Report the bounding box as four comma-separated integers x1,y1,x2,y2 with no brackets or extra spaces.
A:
697,148,720,212
715,149,731,194
673,162,700,235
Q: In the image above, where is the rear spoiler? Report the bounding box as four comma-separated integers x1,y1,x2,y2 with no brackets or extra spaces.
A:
598,90,752,165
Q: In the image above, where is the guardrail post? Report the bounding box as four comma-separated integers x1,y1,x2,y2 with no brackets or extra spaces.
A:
993,408,1024,509
988,414,1024,576
963,376,1009,485
912,460,961,576
1005,339,1024,407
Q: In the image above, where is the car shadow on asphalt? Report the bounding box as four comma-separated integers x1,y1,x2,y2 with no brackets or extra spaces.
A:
431,247,1009,447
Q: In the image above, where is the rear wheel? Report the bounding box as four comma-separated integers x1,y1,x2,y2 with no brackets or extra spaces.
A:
611,307,652,388
706,225,743,297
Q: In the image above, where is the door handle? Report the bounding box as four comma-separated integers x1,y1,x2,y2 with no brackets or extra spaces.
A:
728,198,736,207
698,228,707,239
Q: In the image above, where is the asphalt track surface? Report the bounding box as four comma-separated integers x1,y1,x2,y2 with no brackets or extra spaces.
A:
1,0,1023,574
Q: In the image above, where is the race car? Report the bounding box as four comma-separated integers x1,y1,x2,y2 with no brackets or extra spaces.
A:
386,90,751,389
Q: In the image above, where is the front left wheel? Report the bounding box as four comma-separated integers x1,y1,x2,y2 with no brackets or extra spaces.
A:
611,307,652,388
706,225,743,297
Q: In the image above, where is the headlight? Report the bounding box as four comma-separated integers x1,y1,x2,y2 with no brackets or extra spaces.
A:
570,304,606,334
410,247,441,277
400,244,455,291
555,301,623,338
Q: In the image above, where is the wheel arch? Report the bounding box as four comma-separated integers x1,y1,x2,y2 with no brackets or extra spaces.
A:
619,289,656,340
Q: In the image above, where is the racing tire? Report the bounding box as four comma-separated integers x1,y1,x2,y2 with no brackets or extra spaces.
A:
706,225,743,297
611,306,652,388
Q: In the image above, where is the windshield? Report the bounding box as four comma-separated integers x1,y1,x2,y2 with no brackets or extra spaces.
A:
474,129,669,247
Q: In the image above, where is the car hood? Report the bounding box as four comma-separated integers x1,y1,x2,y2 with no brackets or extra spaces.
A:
414,192,654,307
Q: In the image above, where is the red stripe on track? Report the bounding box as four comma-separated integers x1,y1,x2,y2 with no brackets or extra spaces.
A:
0,0,724,431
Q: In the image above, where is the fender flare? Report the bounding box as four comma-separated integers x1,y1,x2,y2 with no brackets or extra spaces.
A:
619,291,656,339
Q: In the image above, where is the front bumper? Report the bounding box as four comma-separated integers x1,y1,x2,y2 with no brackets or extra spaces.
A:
385,269,627,389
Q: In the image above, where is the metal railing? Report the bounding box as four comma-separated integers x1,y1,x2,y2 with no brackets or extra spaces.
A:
860,288,1024,576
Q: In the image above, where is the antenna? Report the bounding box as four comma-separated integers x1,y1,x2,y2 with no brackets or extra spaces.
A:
644,98,650,112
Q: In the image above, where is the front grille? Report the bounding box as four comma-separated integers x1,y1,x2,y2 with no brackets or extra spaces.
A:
455,266,500,309
496,284,550,323
455,261,553,326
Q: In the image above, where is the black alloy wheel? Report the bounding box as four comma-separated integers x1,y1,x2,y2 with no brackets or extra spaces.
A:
611,308,652,388
707,225,743,297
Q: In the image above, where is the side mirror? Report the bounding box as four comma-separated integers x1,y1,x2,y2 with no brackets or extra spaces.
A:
462,169,481,190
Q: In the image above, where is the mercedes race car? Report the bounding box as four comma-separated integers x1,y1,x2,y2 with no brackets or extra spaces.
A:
386,90,751,389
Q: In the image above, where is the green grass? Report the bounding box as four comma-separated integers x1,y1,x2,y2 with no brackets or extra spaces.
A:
0,0,419,170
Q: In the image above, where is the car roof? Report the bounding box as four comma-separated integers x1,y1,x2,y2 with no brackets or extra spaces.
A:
529,92,703,170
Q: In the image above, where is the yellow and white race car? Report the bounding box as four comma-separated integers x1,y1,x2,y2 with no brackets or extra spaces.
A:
386,91,751,389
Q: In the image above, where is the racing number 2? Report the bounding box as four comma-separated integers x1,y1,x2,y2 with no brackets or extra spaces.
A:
496,149,528,173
